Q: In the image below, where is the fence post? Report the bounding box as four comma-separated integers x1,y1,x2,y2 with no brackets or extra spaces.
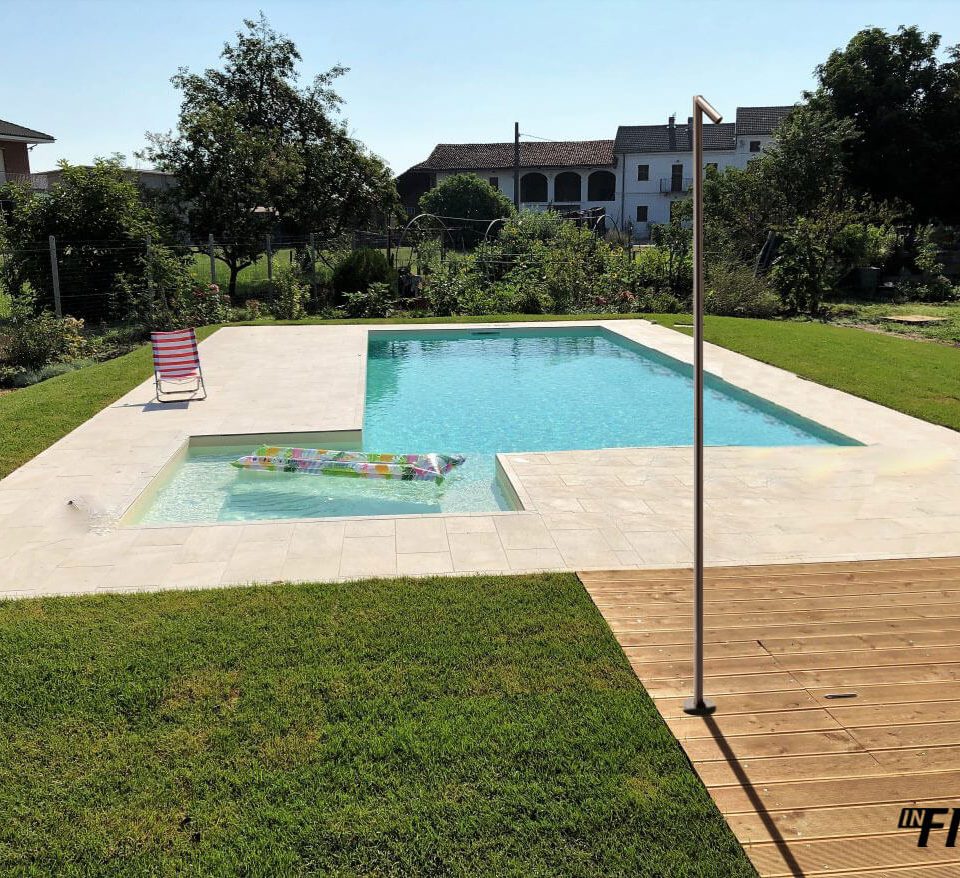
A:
207,234,217,285
308,233,319,304
48,235,62,317
266,235,273,282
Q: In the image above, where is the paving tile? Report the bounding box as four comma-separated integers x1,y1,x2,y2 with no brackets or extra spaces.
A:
442,516,498,534
505,548,566,571
339,536,397,579
178,525,244,561
132,528,193,547
494,515,556,550
396,518,448,553
161,561,228,588
344,519,396,538
623,530,692,566
396,552,454,575
448,532,509,572
551,529,622,568
279,555,342,583
288,521,345,559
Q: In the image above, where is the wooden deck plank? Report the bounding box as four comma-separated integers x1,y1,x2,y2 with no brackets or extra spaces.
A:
681,729,866,761
578,555,960,580
612,616,960,646
745,835,960,877
664,709,842,739
830,701,960,728
727,800,945,843
580,558,960,877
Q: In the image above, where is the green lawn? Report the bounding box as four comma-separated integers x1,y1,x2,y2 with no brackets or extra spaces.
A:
190,246,419,298
0,574,753,877
649,313,960,432
831,300,960,345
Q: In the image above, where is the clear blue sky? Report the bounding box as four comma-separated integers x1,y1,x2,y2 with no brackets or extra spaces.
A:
5,0,959,176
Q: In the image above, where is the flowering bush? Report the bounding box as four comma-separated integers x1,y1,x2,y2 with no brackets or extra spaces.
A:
185,283,231,326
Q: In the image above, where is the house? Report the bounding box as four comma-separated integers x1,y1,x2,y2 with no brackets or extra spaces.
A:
615,106,793,237
35,166,178,192
0,118,55,188
398,106,793,239
397,140,618,220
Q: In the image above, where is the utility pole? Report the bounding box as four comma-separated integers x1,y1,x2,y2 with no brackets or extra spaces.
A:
513,121,520,210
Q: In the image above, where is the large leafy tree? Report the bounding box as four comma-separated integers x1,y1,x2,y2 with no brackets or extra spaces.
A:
809,25,960,222
143,15,398,295
704,106,860,262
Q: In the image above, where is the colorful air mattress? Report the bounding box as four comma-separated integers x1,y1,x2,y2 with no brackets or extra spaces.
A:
231,446,466,484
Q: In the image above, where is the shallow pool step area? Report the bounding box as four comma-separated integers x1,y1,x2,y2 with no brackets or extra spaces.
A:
580,556,960,877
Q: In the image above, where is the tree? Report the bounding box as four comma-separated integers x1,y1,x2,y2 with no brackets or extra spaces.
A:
704,105,859,262
143,15,399,295
809,25,960,222
0,158,167,321
418,173,515,248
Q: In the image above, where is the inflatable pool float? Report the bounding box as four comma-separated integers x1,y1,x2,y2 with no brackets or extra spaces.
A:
231,446,466,484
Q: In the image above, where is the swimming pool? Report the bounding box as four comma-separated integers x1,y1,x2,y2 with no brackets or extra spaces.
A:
133,327,858,524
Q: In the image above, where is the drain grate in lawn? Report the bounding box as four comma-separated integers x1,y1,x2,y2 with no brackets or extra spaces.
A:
0,573,754,877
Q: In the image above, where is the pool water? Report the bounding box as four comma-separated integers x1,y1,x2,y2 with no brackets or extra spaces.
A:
135,327,858,524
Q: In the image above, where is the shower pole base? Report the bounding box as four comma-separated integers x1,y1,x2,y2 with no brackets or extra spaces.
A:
683,696,717,716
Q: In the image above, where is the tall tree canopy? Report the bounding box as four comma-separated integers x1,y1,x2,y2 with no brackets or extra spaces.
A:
810,25,960,223
143,15,398,294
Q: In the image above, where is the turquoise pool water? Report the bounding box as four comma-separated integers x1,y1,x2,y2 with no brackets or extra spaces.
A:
135,327,857,523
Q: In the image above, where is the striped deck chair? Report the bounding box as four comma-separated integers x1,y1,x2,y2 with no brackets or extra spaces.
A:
150,328,207,402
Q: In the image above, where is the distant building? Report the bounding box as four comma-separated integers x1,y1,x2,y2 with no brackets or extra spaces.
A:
0,118,55,188
397,106,793,239
34,166,178,192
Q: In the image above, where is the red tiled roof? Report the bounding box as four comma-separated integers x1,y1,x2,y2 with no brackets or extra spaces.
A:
409,140,615,172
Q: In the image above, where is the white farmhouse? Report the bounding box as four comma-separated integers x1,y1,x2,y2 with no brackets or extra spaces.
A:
615,106,793,237
397,106,793,240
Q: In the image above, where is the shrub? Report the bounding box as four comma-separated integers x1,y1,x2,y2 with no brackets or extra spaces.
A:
770,219,832,315
418,173,515,248
270,267,308,320
110,244,196,330
705,262,780,317
184,284,231,326
4,293,90,370
332,248,395,299
343,281,394,318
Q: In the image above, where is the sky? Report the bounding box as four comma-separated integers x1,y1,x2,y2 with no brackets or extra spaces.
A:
4,0,959,176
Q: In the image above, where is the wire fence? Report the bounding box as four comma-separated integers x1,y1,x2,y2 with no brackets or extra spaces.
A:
0,210,631,324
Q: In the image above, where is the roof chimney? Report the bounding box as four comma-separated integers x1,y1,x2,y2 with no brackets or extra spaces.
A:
668,114,676,129
687,116,693,127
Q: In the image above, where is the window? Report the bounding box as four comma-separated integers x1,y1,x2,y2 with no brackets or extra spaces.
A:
637,164,649,181
636,205,648,222
670,163,684,192
587,170,616,201
749,140,761,153
553,171,582,202
489,176,499,190
520,172,548,202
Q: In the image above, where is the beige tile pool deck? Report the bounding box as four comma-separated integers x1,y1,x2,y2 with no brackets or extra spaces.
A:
1,320,958,598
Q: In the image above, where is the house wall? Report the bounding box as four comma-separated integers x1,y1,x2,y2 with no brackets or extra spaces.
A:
433,163,622,221
0,141,31,178
618,138,774,239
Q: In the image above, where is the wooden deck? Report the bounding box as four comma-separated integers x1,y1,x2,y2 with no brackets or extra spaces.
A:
580,557,960,877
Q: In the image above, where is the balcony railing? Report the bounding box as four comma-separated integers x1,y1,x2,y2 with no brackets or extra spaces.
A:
659,177,692,194
0,172,49,189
